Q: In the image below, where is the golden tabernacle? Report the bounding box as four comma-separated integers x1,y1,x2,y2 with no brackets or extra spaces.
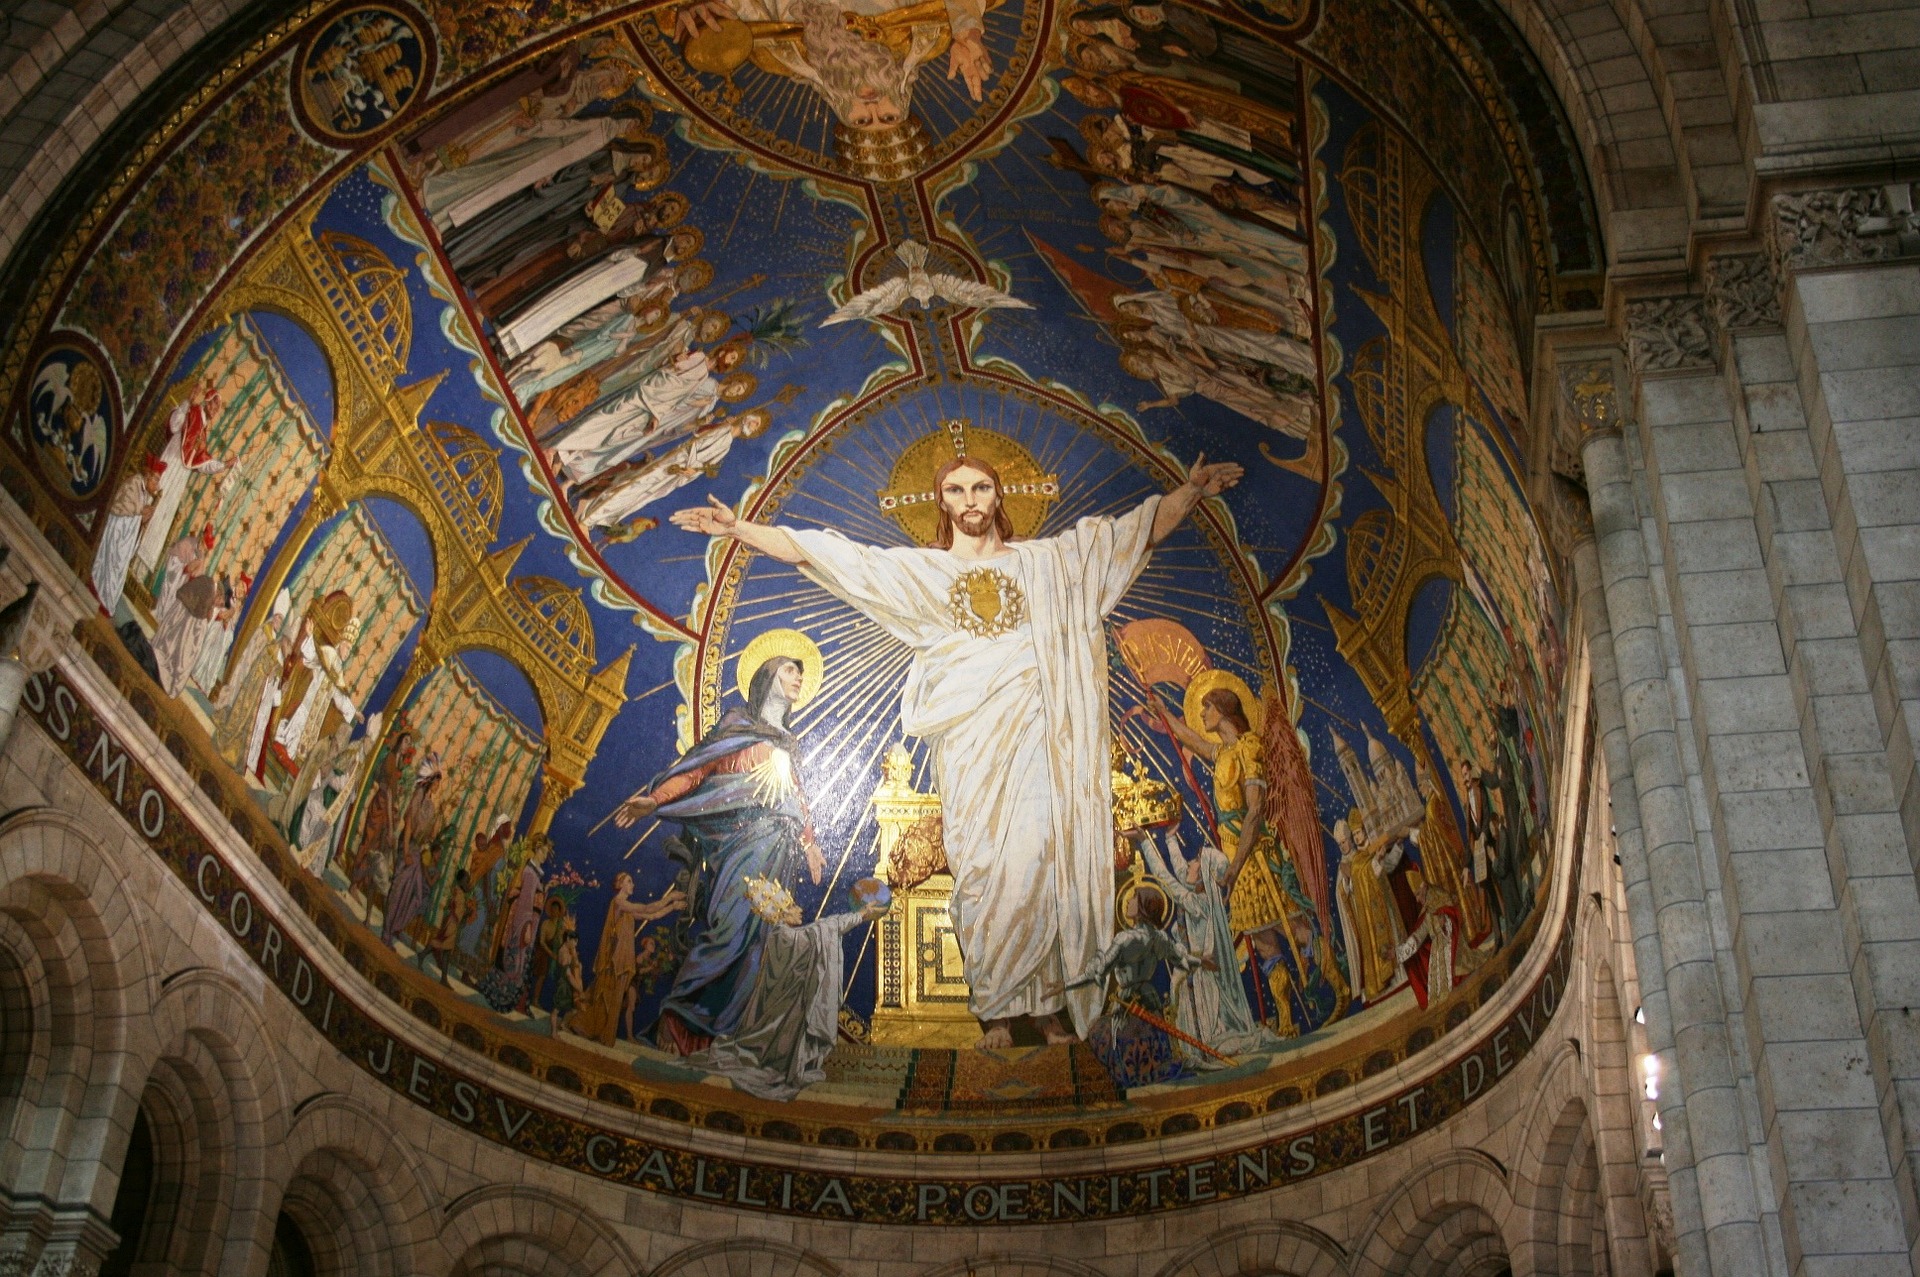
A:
866,742,1181,1047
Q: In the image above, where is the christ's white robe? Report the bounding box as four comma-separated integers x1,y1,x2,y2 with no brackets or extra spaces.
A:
788,497,1158,1034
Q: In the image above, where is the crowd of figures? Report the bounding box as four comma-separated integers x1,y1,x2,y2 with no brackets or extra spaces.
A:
430,635,1548,1097
1067,670,1550,1086
1036,0,1321,479
65,0,1562,1104
388,34,802,545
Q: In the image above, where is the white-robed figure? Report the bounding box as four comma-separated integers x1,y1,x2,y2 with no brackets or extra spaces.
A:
547,347,723,488
575,409,770,534
1134,829,1280,1063
671,447,1242,1047
91,457,164,614
701,876,890,1100
135,383,228,581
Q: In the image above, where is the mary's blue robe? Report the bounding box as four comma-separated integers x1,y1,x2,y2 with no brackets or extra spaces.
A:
650,709,813,1042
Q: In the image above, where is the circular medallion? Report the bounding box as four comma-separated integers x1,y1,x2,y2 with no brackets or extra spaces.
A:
292,2,435,146
684,18,757,75
25,336,118,502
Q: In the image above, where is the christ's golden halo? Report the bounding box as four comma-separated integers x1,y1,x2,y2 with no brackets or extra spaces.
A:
877,418,1059,546
735,628,825,708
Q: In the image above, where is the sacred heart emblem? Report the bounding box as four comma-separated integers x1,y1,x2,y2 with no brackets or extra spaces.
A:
947,568,1025,639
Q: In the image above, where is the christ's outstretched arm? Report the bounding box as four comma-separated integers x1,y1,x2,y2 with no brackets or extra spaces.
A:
674,450,1239,559
1150,453,1244,545
670,495,809,564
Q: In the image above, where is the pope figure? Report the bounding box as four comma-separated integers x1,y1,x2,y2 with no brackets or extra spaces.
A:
671,447,1241,1048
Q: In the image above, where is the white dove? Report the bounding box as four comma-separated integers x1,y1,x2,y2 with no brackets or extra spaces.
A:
821,239,1033,326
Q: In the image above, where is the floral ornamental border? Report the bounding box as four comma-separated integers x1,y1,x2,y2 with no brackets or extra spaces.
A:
20,651,1587,1221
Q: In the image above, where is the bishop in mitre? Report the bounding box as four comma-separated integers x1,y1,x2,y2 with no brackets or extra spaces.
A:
671,445,1241,1047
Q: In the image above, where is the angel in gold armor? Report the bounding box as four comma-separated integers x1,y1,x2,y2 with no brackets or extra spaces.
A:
672,0,1001,177
1153,678,1347,1032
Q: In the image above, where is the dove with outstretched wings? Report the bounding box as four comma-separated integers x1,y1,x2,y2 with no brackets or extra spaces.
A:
821,239,1033,326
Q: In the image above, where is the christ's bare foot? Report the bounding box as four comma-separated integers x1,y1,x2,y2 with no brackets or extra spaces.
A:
979,1020,1015,1049
1038,1013,1077,1045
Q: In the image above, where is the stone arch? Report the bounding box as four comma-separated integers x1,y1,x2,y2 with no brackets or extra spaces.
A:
1349,1149,1519,1277
0,808,150,1222
267,1093,442,1277
1509,1039,1587,1257
1519,1095,1603,1275
653,1238,847,1277
0,916,34,1112
1581,957,1654,1273
122,967,288,1277
124,1048,239,1276
1151,1220,1348,1277
1430,1223,1515,1277
919,1257,1107,1277
1483,0,1684,238
440,1184,641,1277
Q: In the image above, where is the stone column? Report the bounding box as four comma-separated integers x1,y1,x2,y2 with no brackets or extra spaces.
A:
1763,186,1920,1248
1768,186,1920,864
1579,370,1774,1273
1574,519,1696,1271
1610,276,1920,1272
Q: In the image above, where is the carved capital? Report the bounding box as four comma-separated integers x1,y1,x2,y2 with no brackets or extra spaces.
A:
1625,296,1717,374
29,1257,99,1277
2,594,57,678
1769,183,1920,272
1705,253,1782,331
0,553,77,678
1559,361,1620,436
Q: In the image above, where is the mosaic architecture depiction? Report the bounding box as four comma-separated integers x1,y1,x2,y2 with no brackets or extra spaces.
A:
0,0,1914,1270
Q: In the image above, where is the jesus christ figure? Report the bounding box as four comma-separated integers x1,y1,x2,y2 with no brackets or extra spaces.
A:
671,449,1242,1047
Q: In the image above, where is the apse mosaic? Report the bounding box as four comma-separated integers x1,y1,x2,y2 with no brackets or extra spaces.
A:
1,0,1597,1156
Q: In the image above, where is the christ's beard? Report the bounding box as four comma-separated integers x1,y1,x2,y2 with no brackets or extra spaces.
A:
797,0,908,119
953,508,995,537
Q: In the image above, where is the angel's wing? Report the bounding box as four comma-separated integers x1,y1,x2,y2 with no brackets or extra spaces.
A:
30,360,68,411
820,277,911,326
1262,690,1332,935
926,274,1035,312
